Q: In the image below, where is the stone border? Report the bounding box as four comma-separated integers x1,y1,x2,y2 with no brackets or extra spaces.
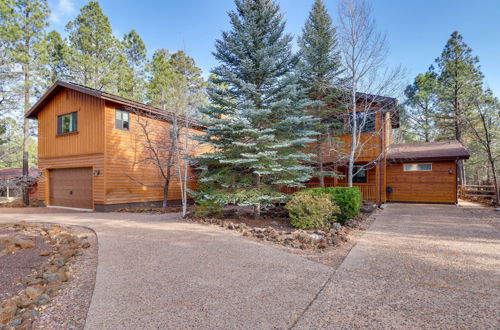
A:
187,214,369,250
0,221,92,328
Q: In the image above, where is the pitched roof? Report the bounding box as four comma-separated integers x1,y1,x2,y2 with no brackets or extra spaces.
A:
387,140,470,162
25,81,204,130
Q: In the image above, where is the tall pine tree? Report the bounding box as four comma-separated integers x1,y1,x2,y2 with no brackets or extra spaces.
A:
1,0,49,204
119,29,147,101
65,1,121,90
298,0,342,187
435,31,484,184
403,67,439,142
195,0,316,218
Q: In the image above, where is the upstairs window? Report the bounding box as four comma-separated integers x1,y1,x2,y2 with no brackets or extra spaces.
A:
57,112,77,134
347,110,376,133
115,109,130,131
404,163,432,171
352,165,368,183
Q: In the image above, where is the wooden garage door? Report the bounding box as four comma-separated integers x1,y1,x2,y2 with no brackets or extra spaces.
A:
49,168,93,209
386,161,457,203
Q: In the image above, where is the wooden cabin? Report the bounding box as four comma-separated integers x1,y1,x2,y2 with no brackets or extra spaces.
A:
26,81,208,211
301,95,470,204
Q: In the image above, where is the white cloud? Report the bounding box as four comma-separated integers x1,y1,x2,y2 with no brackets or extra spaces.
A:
50,0,76,24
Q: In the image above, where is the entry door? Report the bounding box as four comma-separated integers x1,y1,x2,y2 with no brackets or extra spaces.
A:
49,168,93,209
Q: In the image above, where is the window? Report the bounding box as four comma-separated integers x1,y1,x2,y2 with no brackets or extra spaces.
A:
57,112,77,134
404,163,432,171
347,110,376,133
352,165,367,183
115,110,130,131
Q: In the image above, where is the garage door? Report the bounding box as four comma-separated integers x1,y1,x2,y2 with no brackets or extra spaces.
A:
386,161,457,203
49,168,93,209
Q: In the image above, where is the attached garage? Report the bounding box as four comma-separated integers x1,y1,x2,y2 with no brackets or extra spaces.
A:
386,141,470,204
49,168,93,209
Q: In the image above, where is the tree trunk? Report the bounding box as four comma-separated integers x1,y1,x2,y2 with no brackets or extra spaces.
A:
487,151,499,206
254,174,261,219
348,83,357,188
22,64,30,206
162,183,169,211
316,136,324,188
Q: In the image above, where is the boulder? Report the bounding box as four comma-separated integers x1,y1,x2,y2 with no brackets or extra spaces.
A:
14,239,36,249
0,299,17,325
360,204,375,213
25,287,43,300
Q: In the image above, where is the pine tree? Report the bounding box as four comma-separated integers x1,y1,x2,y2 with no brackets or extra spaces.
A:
403,67,439,142
119,29,147,101
44,30,70,84
66,1,121,90
1,0,49,204
298,0,342,187
435,31,484,184
195,0,316,218
146,49,175,110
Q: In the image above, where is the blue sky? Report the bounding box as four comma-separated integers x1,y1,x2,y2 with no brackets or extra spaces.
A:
47,0,500,97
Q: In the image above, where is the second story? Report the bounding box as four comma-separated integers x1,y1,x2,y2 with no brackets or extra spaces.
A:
26,81,207,160
316,93,399,163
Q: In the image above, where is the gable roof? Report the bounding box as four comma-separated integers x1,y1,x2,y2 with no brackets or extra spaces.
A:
25,81,204,130
387,140,470,162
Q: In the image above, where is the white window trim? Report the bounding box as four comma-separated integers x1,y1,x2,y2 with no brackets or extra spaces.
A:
403,163,433,172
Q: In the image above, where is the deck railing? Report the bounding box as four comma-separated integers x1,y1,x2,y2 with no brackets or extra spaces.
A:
283,182,377,201
459,185,498,199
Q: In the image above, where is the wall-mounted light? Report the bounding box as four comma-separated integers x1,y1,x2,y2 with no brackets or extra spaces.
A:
93,170,101,176
449,168,453,174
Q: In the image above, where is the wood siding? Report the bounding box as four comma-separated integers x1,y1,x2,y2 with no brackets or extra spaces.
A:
103,102,207,205
38,154,105,205
37,89,105,158
386,161,457,203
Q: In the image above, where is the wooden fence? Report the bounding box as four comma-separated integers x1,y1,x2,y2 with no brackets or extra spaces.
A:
459,185,498,199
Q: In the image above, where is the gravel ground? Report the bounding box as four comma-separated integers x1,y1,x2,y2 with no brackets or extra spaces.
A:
33,225,98,330
0,227,51,301
294,204,500,329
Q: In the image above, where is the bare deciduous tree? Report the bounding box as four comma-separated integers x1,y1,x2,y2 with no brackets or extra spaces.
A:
336,0,405,187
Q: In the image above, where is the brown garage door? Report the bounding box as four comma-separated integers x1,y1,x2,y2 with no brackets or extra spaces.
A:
49,168,93,209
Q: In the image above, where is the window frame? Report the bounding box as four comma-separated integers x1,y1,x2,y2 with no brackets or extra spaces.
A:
115,109,130,131
403,163,433,172
352,165,368,183
347,110,376,133
57,111,78,135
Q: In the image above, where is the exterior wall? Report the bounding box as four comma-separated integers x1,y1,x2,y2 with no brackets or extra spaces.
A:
38,154,105,206
37,89,105,158
386,161,457,203
103,102,207,205
318,110,390,163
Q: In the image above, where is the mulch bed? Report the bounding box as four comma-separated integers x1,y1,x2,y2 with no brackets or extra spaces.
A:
0,222,97,329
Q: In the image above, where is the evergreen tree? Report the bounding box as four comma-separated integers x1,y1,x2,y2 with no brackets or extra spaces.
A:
435,31,484,183
146,49,175,110
66,1,121,90
1,0,49,204
403,67,439,142
119,29,147,101
44,30,70,84
195,0,316,218
298,0,342,187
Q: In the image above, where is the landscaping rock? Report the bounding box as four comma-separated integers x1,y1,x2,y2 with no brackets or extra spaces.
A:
360,204,375,213
0,299,17,325
25,287,43,300
14,238,36,249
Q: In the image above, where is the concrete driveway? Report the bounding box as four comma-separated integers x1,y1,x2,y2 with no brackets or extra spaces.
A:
0,210,331,329
0,204,498,329
295,204,500,329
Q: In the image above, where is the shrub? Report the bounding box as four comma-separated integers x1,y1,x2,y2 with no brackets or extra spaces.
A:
304,187,362,224
285,190,340,230
194,199,224,218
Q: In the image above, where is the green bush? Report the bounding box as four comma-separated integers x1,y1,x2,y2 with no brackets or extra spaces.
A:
303,187,362,224
194,199,224,218
285,190,340,230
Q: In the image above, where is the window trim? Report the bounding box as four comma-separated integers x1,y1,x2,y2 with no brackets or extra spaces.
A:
352,164,368,183
57,111,78,135
115,109,130,131
403,163,433,172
